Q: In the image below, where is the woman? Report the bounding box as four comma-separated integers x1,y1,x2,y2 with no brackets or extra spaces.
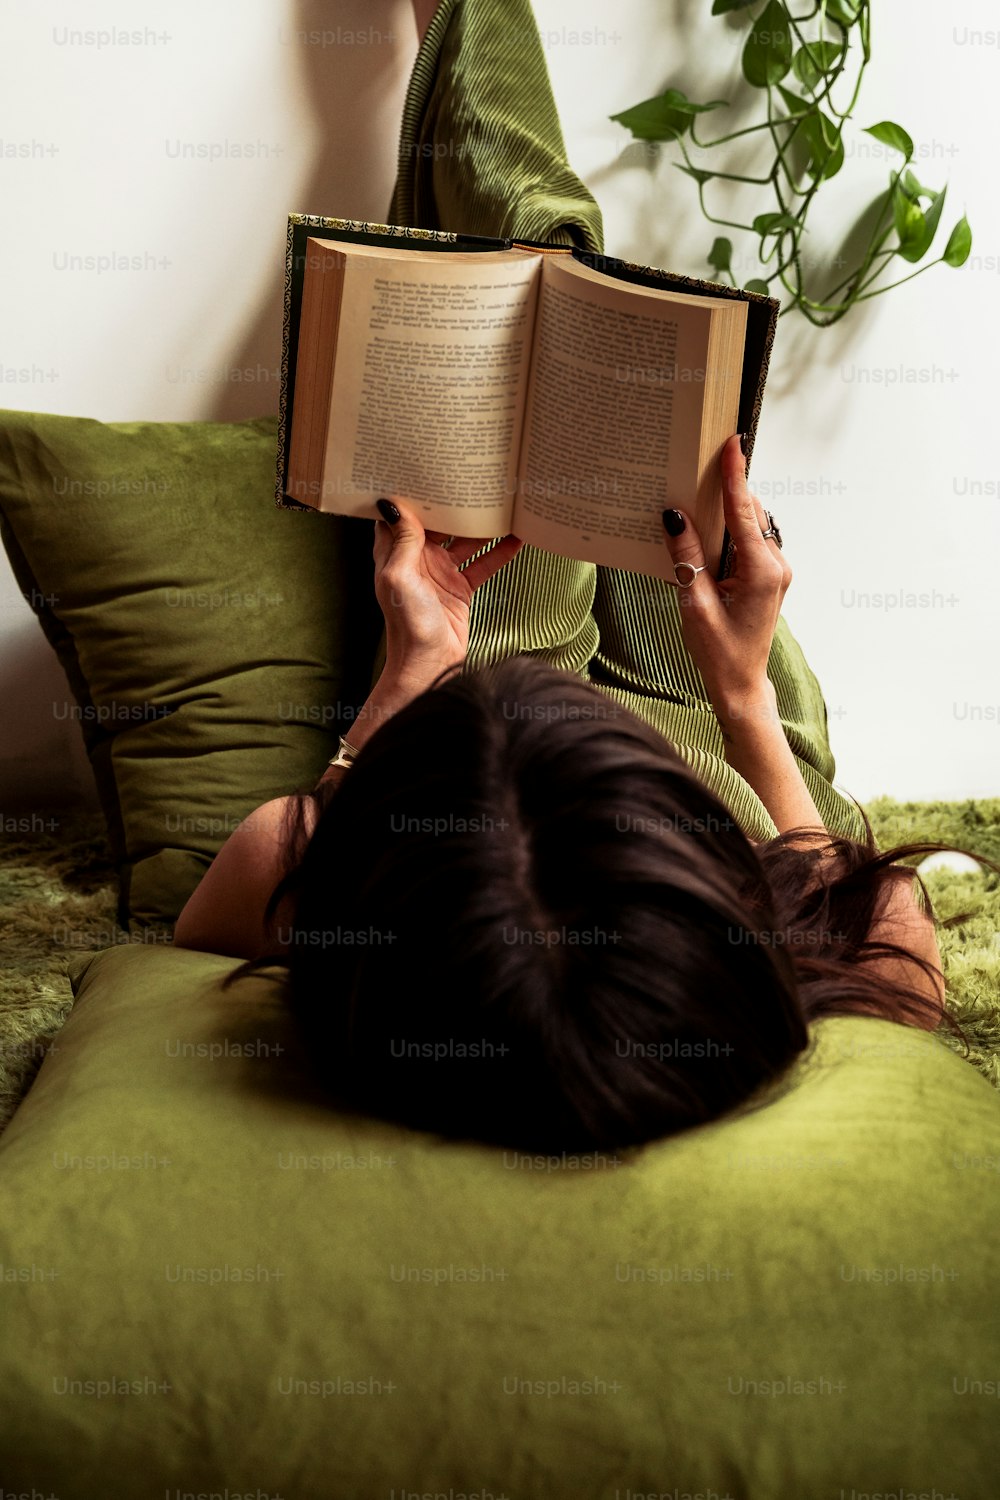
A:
174,435,959,1153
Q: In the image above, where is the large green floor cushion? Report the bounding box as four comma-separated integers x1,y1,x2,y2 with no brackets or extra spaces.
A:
0,943,997,1496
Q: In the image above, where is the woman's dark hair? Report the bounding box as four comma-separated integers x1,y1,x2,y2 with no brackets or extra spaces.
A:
229,658,977,1154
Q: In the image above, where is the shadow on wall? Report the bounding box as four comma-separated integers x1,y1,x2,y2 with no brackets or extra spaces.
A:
0,623,97,809
209,0,416,422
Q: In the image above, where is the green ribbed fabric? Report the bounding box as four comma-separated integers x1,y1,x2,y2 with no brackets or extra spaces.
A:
390,0,606,247
386,0,864,843
589,569,864,840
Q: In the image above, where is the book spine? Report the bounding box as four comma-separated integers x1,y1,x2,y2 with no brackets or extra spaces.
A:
276,213,307,509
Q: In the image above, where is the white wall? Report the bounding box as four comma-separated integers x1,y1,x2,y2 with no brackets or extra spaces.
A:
1,0,997,807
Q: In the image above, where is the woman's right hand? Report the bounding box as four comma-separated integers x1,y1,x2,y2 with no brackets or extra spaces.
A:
331,498,521,766
372,497,522,700
661,434,793,726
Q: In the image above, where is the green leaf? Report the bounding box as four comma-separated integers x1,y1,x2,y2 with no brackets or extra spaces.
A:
674,163,716,186
712,0,758,13
610,88,727,143
864,121,914,160
825,0,861,27
792,40,843,92
665,89,729,116
892,178,924,251
899,184,947,264
776,82,812,120
744,279,771,295
742,0,793,88
708,237,733,274
776,87,840,181
901,168,938,203
943,216,972,268
802,112,845,179
752,211,798,235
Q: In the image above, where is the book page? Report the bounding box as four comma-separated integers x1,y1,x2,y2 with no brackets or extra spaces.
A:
318,244,541,536
515,256,744,578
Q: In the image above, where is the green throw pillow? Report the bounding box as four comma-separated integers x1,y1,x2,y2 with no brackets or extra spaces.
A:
0,943,996,1494
0,409,383,926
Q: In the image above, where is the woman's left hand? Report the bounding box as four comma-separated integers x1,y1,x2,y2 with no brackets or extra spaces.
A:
372,497,523,697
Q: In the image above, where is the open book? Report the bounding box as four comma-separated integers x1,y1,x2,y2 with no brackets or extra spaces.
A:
277,216,779,580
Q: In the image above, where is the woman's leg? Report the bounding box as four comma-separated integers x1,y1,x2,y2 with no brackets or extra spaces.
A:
464,551,598,676
392,0,605,247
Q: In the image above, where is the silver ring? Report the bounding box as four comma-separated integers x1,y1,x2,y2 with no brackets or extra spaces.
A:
440,535,456,550
673,561,707,589
761,512,783,549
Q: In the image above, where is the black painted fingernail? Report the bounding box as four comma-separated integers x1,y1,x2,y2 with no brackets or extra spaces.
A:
376,499,400,524
662,508,686,537
739,432,750,456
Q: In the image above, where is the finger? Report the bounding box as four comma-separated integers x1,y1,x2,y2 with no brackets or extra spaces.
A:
445,535,501,568
755,503,787,565
731,464,778,552
661,508,721,608
403,526,501,573
373,524,395,571
423,527,482,546
460,534,524,593
372,496,427,568
721,438,790,580
720,437,789,590
720,436,771,555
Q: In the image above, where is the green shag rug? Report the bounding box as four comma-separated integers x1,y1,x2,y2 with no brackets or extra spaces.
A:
1,800,998,1133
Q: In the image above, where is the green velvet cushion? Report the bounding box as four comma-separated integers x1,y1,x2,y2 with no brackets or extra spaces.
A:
0,409,382,926
0,943,996,1496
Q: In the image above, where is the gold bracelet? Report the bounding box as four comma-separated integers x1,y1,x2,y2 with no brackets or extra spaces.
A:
327,735,360,770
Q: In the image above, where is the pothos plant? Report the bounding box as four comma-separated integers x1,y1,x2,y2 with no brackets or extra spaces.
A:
610,0,972,324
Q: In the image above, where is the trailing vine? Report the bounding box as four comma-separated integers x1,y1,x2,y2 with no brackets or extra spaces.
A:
610,0,971,323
